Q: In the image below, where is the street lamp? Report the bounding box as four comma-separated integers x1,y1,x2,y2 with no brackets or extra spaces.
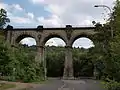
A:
94,5,113,38
94,5,112,13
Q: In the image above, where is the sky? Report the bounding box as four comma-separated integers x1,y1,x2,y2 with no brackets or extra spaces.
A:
0,0,115,48
20,37,94,48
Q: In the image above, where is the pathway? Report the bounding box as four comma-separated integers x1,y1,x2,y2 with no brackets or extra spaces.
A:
31,78,106,90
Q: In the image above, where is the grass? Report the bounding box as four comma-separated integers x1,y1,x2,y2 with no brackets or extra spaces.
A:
18,80,49,90
0,83,16,90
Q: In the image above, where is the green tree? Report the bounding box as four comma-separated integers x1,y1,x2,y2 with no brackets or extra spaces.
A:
0,8,10,29
99,1,120,90
46,46,65,77
0,42,44,82
108,0,120,81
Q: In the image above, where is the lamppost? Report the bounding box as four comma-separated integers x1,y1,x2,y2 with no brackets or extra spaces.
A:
94,5,112,14
94,5,113,38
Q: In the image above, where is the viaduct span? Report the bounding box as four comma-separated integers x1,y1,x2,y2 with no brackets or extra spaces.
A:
5,25,96,79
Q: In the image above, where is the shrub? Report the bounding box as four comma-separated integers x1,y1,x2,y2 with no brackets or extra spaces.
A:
103,79,120,90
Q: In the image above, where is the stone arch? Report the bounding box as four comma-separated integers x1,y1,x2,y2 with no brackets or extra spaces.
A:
15,33,38,46
71,33,96,77
41,34,67,46
40,33,67,78
70,33,95,47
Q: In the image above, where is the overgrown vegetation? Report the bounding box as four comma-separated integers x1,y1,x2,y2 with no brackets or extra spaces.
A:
46,46,95,77
0,83,16,90
0,8,45,83
46,46,65,77
0,42,44,82
92,0,120,89
0,1,120,89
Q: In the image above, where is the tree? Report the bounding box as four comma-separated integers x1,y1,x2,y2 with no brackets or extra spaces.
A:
0,42,44,82
0,8,10,29
108,0,120,81
111,0,120,34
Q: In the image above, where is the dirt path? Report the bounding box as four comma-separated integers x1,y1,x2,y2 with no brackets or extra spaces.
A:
0,81,42,90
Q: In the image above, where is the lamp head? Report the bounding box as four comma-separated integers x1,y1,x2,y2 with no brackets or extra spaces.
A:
94,5,99,7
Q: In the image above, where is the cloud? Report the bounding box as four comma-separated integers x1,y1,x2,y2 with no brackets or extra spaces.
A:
29,0,115,27
0,3,8,9
12,4,23,11
10,16,32,24
72,38,95,49
1,0,115,27
37,15,63,27
0,2,36,25
0,3,23,11
20,37,36,46
52,38,66,46
45,38,58,46
27,12,34,19
29,0,45,4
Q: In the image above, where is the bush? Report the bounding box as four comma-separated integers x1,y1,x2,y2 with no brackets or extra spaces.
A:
103,79,120,90
0,41,44,82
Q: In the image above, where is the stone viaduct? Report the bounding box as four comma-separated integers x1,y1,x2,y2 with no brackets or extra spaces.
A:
4,25,97,79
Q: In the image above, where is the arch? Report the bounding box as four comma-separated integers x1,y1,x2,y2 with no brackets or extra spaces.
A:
42,34,67,46
43,35,66,77
45,38,66,47
70,33,94,47
16,34,33,43
15,34,38,46
72,37,94,49
20,37,36,46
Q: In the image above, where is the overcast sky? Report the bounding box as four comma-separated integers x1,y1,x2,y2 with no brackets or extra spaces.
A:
0,0,115,48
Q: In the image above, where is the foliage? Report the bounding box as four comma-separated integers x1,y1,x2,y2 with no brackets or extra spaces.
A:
104,0,120,81
13,46,44,82
91,0,120,81
0,83,16,90
46,46,65,77
0,8,10,29
72,48,94,77
103,79,120,90
46,46,95,77
0,9,44,82
93,0,120,89
0,41,44,82
0,40,96,82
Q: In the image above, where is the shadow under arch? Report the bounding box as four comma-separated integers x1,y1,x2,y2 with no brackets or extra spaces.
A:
71,34,95,77
42,35,66,77
42,34,67,46
73,57,94,77
72,48,95,77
